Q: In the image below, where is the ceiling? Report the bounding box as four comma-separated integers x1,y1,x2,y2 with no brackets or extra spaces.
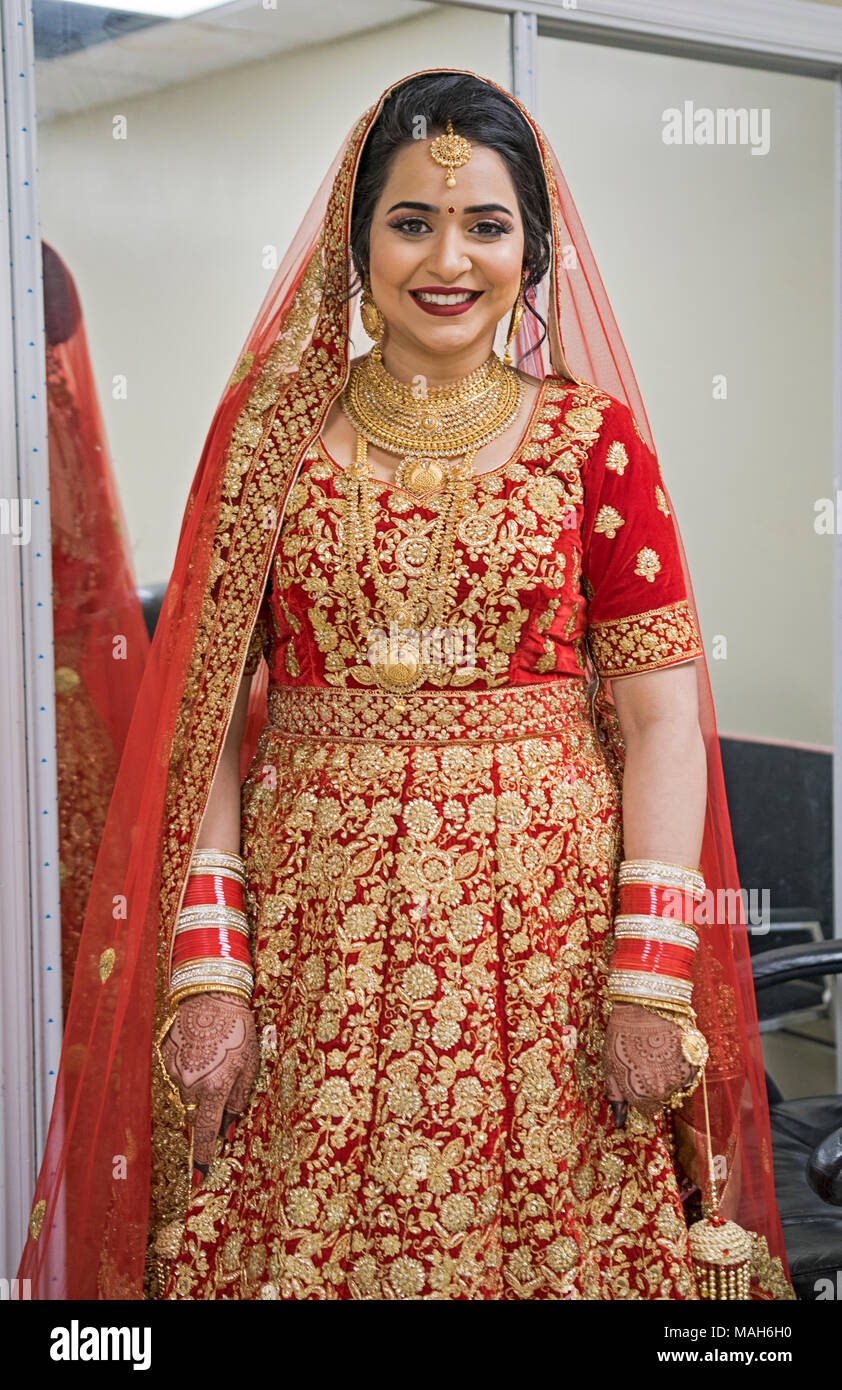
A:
34,0,435,122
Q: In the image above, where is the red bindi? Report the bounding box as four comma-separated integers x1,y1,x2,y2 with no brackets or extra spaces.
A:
448,206,455,214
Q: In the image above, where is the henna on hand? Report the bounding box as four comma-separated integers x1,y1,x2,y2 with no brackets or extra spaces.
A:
161,990,259,1167
602,1003,697,1122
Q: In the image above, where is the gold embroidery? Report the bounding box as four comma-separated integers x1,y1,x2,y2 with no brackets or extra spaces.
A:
55,666,80,695
228,351,254,388
594,505,625,539
270,379,613,693
29,1199,46,1241
266,677,593,742
99,947,116,983
750,1235,797,1301
163,671,701,1300
656,486,670,517
605,441,628,475
634,547,661,583
588,599,703,678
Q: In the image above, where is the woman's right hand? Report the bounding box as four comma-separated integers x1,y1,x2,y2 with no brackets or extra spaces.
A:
160,990,259,1173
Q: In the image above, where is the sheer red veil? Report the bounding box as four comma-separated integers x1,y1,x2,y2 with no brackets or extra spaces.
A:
42,241,151,1013
19,68,791,1299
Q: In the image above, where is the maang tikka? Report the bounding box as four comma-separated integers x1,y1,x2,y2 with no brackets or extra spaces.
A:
429,119,472,187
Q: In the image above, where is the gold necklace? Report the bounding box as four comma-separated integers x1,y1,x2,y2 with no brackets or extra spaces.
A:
342,349,522,496
341,433,475,701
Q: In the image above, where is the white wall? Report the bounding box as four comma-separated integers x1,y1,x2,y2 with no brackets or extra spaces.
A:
37,5,509,585
537,36,835,745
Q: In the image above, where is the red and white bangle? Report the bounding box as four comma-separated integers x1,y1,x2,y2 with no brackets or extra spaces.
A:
608,858,704,1017
169,849,254,1007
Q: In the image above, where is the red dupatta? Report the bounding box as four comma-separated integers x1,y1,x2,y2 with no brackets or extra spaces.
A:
19,70,791,1300
43,242,151,1015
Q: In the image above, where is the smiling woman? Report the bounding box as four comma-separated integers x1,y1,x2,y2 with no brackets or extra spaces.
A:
19,67,794,1303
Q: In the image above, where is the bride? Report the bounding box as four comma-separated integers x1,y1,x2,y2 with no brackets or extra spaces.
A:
20,68,794,1302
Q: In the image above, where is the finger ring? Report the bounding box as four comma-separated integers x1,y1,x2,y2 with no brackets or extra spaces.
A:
680,1025,708,1069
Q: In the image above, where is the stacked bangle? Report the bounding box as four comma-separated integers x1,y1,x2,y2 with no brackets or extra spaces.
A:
608,857,709,1096
169,849,254,1007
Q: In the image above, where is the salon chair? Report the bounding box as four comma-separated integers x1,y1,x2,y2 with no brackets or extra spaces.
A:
137,582,167,641
752,940,842,1301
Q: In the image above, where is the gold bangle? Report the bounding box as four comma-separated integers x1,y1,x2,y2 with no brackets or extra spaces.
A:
189,849,246,881
607,969,694,1010
612,916,698,949
168,982,253,1009
618,859,705,895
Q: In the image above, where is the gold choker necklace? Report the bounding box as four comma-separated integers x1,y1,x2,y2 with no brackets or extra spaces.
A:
341,350,523,495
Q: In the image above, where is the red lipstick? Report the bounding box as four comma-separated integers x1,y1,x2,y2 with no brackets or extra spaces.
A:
409,286,483,317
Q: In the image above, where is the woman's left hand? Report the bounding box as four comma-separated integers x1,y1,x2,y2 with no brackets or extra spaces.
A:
602,1002,697,1127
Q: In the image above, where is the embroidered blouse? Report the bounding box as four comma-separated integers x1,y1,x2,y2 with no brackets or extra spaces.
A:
243,376,704,688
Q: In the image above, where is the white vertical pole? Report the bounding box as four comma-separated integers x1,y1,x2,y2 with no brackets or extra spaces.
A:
0,0,63,1278
833,79,842,1093
511,10,538,112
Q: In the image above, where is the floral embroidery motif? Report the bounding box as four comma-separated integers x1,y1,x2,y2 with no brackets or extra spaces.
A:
267,379,614,693
605,441,628,475
588,600,702,678
656,486,670,517
29,1199,46,1241
594,505,625,540
634,547,662,583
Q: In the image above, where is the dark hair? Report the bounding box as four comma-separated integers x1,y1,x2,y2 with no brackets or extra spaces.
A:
348,73,553,360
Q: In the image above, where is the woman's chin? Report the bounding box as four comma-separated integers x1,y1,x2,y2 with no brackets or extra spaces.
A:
394,320,498,360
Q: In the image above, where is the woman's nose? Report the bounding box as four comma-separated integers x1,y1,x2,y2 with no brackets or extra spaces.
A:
423,232,472,282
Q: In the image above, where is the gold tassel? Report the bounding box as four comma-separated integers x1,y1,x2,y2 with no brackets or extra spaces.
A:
687,1066,754,1299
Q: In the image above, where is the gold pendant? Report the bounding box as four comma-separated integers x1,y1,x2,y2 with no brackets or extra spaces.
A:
396,458,446,494
367,627,421,690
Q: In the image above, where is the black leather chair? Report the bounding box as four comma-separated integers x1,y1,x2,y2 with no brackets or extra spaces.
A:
137,582,167,641
752,938,842,1300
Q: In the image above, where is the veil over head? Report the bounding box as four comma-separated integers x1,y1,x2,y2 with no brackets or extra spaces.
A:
19,68,790,1299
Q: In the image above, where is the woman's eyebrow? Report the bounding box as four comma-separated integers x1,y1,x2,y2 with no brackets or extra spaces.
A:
385,201,514,216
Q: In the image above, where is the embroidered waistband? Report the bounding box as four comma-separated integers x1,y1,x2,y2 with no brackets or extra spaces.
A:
265,678,593,743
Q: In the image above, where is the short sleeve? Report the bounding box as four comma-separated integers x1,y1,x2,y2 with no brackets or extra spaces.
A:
581,399,704,678
243,579,272,679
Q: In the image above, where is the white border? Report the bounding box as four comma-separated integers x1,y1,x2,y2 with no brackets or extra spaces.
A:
1,0,63,1281
833,78,842,1092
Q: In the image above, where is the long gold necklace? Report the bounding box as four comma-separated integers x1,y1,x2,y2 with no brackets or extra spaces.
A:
342,349,522,496
341,433,475,701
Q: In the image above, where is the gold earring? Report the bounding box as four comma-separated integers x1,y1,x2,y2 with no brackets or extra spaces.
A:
504,269,526,368
360,273,385,360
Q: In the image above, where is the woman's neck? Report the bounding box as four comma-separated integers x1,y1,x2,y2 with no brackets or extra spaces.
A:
378,335,497,388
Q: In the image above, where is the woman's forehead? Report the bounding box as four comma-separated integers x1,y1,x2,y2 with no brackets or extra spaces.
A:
375,140,520,208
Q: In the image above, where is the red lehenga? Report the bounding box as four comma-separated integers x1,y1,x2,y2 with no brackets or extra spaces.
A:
19,69,794,1302
164,381,713,1300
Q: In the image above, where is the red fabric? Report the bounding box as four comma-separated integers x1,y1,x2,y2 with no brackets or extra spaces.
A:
43,241,151,1015
18,70,791,1299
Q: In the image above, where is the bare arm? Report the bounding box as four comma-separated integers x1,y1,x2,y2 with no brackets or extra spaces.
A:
601,658,707,1124
609,658,706,866
161,667,259,1171
195,669,253,854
